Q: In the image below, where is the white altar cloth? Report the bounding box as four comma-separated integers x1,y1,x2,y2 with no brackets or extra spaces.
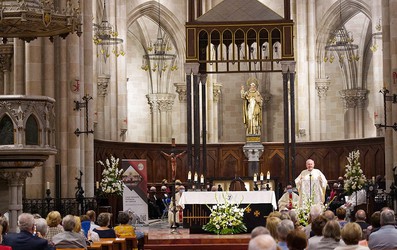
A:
179,191,277,210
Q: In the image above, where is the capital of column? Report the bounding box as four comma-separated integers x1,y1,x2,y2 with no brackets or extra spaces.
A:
315,78,331,98
174,82,187,102
213,83,223,102
146,93,176,113
0,44,13,71
97,75,110,97
184,63,200,75
339,89,368,109
280,61,296,73
0,168,33,184
243,142,264,162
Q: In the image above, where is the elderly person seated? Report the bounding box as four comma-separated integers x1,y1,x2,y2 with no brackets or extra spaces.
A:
248,234,277,250
44,211,63,242
286,229,307,250
317,219,345,250
278,185,299,211
93,213,116,238
3,213,52,250
52,215,87,249
335,222,369,250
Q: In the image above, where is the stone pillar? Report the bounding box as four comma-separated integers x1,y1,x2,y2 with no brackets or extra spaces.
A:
315,78,331,140
0,44,13,95
146,93,176,142
339,89,368,139
13,39,25,95
243,136,264,177
96,75,110,139
174,82,187,143
211,82,222,143
0,169,33,233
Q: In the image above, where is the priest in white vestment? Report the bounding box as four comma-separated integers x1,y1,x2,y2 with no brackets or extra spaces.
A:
295,159,328,207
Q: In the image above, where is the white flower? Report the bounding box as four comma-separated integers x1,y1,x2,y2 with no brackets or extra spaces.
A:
97,155,124,196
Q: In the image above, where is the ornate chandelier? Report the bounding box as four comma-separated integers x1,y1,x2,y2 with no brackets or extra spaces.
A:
93,0,124,63
141,0,177,78
0,0,82,43
324,0,359,64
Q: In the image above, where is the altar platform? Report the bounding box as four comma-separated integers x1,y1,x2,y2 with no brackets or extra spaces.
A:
142,220,250,250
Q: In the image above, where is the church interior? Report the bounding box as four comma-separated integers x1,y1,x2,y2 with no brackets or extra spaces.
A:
0,0,397,246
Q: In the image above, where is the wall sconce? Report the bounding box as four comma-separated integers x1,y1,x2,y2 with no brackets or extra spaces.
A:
374,87,397,131
74,95,94,136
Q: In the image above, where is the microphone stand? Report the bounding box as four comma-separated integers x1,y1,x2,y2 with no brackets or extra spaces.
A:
309,173,312,202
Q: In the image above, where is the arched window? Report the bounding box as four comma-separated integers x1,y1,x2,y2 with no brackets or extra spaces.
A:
0,115,14,145
26,115,39,145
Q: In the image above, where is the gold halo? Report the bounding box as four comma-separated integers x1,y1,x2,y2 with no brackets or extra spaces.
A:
246,77,259,88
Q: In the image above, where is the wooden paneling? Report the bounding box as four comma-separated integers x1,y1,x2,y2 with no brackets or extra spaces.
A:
95,137,384,187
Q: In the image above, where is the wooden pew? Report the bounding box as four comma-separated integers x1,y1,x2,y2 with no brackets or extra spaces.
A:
56,248,85,250
98,239,114,250
124,236,138,250
87,242,102,250
101,238,127,250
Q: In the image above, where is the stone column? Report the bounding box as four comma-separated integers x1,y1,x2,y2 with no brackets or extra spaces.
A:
315,78,331,140
146,93,176,142
96,75,110,139
13,39,25,95
211,82,222,143
339,89,368,139
174,82,187,143
0,169,33,233
0,44,13,95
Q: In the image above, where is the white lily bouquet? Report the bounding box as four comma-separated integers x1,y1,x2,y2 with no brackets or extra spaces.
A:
344,150,366,196
202,193,248,235
97,155,124,196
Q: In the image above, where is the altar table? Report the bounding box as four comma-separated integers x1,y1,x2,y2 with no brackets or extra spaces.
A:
179,191,277,233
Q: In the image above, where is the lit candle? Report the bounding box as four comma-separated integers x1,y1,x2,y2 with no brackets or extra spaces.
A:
194,172,198,182
372,176,375,183
260,172,264,181
188,171,192,181
46,182,50,190
253,173,257,182
200,174,204,184
266,171,270,180
96,181,100,189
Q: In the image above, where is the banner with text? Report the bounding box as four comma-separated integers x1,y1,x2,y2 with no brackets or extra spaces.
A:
122,159,148,223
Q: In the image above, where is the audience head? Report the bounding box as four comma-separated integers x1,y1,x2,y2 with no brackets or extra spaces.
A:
117,212,130,225
288,210,298,225
355,209,366,221
266,216,281,239
268,211,281,218
80,214,90,222
341,222,362,245
336,207,346,220
149,186,156,192
18,213,35,232
97,212,112,227
279,213,291,221
34,218,48,237
178,185,185,193
286,229,307,250
322,219,341,241
73,216,82,233
309,204,322,222
250,226,270,239
161,185,167,192
86,210,97,222
277,219,294,241
0,216,9,235
380,209,396,226
211,186,218,191
248,234,277,250
370,211,381,228
323,210,335,221
312,215,327,236
33,213,42,219
46,211,62,227
62,215,76,232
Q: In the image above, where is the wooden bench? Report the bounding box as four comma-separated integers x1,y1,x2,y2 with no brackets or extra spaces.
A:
124,236,139,250
144,243,248,250
101,238,127,250
87,242,102,250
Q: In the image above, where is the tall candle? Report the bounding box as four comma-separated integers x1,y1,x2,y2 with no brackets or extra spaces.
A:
194,172,198,182
188,171,192,181
46,182,50,190
266,171,270,180
96,181,100,189
253,173,257,182
260,172,264,181
200,174,204,184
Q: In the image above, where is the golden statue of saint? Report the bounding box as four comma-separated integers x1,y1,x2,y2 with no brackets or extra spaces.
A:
241,78,263,135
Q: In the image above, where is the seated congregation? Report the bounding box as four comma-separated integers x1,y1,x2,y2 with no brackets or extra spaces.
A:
0,210,143,250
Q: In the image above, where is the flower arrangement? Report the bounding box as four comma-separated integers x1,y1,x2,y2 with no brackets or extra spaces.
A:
344,150,366,196
97,155,124,196
295,192,314,227
202,193,248,235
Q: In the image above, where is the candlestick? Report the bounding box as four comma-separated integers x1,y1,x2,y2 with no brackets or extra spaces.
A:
188,171,192,181
200,174,204,184
253,173,257,182
96,181,100,189
260,172,264,181
46,182,50,190
266,171,270,180
194,172,198,182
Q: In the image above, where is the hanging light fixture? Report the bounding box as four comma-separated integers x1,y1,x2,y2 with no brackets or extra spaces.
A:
93,0,125,63
324,0,359,64
370,18,382,53
141,0,177,78
0,0,82,43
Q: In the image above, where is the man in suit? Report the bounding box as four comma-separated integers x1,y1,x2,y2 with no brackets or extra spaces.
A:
3,213,53,250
